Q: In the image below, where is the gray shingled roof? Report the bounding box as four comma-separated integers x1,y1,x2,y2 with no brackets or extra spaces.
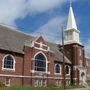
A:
46,42,71,64
0,25,34,53
0,24,71,64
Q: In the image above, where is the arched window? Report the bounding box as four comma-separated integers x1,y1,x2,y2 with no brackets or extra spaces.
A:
55,64,61,74
65,65,70,75
35,53,46,72
2,55,15,70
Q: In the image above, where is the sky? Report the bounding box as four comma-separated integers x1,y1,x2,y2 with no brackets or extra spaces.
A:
0,0,90,57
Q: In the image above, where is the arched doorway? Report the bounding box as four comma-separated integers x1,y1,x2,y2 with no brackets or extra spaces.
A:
81,72,85,84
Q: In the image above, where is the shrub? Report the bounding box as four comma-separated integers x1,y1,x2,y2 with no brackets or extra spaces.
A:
0,81,5,87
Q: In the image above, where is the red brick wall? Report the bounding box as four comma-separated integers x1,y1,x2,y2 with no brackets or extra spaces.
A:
0,39,71,86
60,43,85,85
0,50,23,75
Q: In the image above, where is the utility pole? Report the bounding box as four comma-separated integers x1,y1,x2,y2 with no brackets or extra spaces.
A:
61,27,66,90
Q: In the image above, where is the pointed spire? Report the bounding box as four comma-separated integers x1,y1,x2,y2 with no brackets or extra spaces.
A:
67,0,77,30
70,0,72,7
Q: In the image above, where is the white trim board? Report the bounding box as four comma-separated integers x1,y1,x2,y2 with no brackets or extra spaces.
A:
0,74,71,80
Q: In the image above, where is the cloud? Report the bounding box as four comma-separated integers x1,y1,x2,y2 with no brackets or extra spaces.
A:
0,0,66,26
31,16,66,43
0,0,76,44
27,0,65,13
0,0,26,26
0,0,80,26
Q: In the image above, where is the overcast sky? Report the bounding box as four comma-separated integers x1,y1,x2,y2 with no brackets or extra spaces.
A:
0,0,90,57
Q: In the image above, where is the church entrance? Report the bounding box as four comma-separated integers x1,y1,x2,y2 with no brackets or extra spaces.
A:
81,72,86,84
78,67,87,86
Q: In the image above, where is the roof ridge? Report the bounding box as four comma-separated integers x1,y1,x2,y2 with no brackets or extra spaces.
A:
0,24,33,37
0,24,60,45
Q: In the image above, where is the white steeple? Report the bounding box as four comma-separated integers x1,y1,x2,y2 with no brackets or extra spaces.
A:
64,0,81,45
67,6,77,30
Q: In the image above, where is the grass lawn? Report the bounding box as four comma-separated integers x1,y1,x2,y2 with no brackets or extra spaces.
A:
0,85,83,90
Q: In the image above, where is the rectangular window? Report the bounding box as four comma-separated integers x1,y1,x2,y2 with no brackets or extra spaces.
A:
34,42,48,51
5,77,11,86
38,79,42,87
66,80,71,86
79,49,82,56
34,79,38,87
42,46,48,50
65,31,73,41
55,80,62,86
34,43,40,48
34,79,47,87
43,79,47,87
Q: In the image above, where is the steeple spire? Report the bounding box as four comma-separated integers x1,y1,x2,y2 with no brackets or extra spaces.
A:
64,0,81,45
67,0,77,30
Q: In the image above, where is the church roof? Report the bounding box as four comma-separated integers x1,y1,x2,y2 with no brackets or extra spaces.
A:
0,24,33,54
0,24,71,64
46,42,71,64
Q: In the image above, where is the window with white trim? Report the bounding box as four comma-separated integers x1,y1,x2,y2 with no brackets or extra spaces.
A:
34,42,49,51
55,80,62,86
55,64,61,74
66,80,71,86
35,53,46,72
43,79,47,87
65,65,70,75
2,55,15,70
34,79,38,87
5,77,11,86
34,79,47,87
65,31,73,40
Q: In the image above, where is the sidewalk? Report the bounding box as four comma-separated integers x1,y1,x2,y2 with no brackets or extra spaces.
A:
71,87,90,90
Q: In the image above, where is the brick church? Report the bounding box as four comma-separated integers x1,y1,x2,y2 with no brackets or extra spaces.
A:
0,2,89,87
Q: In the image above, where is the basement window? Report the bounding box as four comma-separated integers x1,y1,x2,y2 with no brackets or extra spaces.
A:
5,77,11,86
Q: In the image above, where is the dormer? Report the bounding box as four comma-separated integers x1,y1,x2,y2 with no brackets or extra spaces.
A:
25,36,50,51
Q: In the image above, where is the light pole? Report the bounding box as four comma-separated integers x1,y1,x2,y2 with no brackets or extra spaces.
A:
61,26,66,90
